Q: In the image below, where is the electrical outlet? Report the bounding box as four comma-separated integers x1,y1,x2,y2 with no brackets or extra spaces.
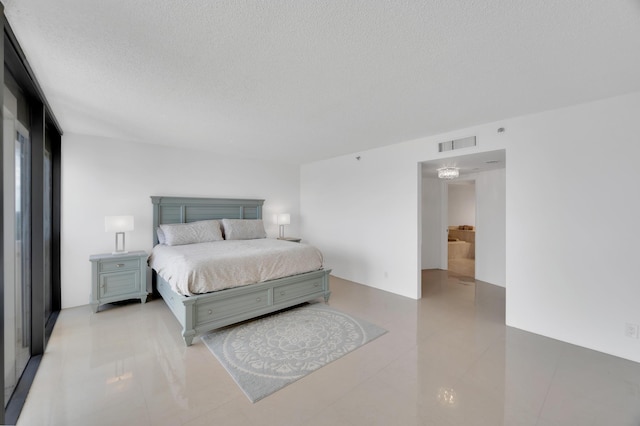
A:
624,323,639,339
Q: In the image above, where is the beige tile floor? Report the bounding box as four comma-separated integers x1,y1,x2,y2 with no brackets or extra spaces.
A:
17,271,640,425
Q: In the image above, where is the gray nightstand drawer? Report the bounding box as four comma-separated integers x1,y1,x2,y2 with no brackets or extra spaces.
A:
99,258,140,272
99,271,140,298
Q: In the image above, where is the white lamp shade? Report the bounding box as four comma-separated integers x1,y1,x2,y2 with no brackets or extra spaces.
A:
277,213,290,225
105,215,134,232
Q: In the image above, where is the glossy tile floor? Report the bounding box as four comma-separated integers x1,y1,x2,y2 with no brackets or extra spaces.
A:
17,271,640,425
447,257,475,278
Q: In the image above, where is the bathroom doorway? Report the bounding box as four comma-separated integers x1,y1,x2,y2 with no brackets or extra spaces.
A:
447,180,476,279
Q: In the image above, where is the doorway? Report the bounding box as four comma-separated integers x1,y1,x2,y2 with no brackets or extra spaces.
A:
419,149,506,298
447,180,476,279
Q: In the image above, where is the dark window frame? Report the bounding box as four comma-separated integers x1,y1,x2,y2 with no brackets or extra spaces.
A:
1,8,63,424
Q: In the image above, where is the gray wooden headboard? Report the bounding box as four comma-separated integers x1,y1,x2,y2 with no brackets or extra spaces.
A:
151,196,265,246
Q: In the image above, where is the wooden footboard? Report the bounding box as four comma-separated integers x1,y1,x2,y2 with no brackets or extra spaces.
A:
156,269,331,346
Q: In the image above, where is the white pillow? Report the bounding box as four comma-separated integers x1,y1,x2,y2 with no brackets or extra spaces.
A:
156,227,166,245
221,219,267,240
159,220,223,246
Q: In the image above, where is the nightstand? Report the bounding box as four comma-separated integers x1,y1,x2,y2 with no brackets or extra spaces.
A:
89,251,148,313
277,237,302,243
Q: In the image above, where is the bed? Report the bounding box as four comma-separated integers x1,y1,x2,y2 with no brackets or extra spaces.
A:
150,196,331,346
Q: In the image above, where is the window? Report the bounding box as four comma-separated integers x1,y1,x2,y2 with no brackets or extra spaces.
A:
1,10,63,424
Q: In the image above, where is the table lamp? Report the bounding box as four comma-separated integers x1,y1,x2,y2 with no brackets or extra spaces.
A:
105,215,134,254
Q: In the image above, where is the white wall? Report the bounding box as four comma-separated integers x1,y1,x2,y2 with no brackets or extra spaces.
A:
61,134,301,308
447,183,475,227
474,168,505,287
506,92,640,363
301,91,640,362
300,152,422,298
421,177,442,269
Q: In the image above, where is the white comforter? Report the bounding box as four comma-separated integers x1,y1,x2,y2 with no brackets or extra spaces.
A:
148,239,324,296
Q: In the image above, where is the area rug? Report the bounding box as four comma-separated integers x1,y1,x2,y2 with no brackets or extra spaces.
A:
201,303,387,402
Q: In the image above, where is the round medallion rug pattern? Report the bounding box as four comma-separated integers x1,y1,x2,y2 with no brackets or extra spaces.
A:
223,306,366,379
202,303,387,402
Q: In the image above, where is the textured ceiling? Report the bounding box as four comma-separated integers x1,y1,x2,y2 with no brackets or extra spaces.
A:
4,1,640,164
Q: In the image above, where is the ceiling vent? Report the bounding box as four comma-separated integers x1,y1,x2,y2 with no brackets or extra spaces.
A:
438,136,476,152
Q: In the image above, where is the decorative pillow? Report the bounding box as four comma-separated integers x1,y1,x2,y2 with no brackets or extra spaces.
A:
156,227,166,245
159,220,223,246
221,219,267,240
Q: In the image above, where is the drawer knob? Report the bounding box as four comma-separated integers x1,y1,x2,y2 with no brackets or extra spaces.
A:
208,310,213,315
256,297,261,302
280,291,285,296
116,263,125,268
314,282,319,287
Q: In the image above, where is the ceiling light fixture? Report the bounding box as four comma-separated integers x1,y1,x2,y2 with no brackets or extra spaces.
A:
437,167,459,179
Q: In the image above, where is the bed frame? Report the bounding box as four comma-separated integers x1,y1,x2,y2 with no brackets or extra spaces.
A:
151,196,331,346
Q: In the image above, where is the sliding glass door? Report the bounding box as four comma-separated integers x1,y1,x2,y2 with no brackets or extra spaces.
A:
2,11,63,424
44,134,53,322
12,123,30,405
2,85,31,406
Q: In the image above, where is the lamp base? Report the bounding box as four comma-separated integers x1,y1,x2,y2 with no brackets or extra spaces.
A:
114,232,127,254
